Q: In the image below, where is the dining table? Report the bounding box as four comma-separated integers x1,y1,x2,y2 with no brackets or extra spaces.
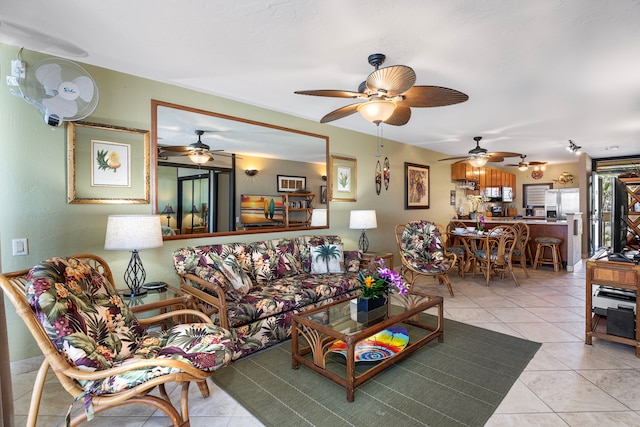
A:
448,228,504,276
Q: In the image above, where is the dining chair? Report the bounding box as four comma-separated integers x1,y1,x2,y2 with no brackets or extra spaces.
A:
0,254,233,427
445,221,469,278
472,226,520,287
395,220,457,297
511,221,531,278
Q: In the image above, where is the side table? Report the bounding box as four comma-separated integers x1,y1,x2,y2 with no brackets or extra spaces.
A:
121,284,195,327
361,251,394,270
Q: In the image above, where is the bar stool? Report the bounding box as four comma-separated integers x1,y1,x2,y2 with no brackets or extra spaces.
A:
533,236,563,272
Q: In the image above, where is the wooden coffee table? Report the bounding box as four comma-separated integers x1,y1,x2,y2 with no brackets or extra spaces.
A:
291,290,443,401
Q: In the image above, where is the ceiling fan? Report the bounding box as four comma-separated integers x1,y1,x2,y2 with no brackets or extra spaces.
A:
295,53,469,126
158,130,226,164
506,155,547,171
438,136,521,167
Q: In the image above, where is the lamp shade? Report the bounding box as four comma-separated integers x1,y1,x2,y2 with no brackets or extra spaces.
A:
310,208,327,227
188,152,210,164
104,215,163,250
357,100,396,123
349,210,377,229
161,204,175,214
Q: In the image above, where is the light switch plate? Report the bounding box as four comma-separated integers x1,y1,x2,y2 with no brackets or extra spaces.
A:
12,238,28,256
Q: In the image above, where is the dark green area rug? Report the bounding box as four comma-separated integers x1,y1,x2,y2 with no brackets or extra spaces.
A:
213,316,541,427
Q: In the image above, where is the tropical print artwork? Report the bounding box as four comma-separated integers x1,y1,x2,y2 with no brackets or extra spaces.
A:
400,221,452,273
337,166,351,192
26,257,232,395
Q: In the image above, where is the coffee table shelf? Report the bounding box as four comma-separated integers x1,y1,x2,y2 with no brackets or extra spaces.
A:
291,290,443,401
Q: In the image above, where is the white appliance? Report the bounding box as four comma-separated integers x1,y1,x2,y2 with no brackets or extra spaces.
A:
545,188,580,220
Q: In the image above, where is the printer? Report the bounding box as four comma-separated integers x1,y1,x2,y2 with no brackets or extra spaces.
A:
593,286,637,339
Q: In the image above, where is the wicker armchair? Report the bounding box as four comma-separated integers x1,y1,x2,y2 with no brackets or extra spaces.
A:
0,254,233,427
395,221,457,297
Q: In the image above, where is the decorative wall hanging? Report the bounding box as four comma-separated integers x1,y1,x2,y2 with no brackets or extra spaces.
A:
404,162,430,209
384,157,390,190
320,185,327,204
329,155,357,202
375,160,382,195
531,169,544,180
67,121,150,204
277,175,306,192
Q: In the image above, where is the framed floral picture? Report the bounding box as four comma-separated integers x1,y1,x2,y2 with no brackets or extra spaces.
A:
67,121,150,204
330,155,357,202
404,162,430,209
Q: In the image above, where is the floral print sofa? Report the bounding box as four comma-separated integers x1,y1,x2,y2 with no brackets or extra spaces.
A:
172,235,362,360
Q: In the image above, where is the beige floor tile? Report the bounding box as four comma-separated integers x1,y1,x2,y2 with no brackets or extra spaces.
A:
578,369,640,410
486,412,568,426
494,380,552,413
558,411,640,426
518,370,628,412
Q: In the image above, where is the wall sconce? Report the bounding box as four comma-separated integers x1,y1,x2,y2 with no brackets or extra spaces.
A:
566,140,581,155
321,175,327,181
245,168,259,176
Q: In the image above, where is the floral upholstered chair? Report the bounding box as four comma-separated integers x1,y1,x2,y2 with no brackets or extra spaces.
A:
0,254,233,427
395,220,457,297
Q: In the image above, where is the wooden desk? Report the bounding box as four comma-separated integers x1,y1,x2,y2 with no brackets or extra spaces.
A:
585,250,640,356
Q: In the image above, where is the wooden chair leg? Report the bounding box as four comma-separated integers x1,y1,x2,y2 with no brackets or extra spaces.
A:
533,244,542,269
438,274,455,297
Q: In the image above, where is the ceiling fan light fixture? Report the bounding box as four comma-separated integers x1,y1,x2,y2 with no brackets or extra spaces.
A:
188,152,210,164
356,99,396,123
469,156,487,168
518,163,528,171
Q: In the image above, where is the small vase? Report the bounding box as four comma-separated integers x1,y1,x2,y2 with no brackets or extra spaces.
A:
355,295,387,323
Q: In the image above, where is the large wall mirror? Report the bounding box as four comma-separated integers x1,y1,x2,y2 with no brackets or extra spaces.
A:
152,100,329,239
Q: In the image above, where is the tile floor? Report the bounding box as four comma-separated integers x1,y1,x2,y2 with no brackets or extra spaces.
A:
11,260,640,426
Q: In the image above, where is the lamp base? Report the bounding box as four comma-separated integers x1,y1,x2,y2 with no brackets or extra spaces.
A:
358,229,370,253
120,289,148,298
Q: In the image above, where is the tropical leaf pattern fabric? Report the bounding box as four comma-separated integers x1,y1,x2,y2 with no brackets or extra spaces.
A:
174,235,360,360
26,257,233,395
400,221,452,273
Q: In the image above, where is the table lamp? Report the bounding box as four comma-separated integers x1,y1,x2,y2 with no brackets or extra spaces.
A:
104,215,163,297
161,204,175,227
349,210,377,253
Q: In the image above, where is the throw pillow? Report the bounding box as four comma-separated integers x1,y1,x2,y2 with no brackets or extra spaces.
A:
309,244,345,274
216,252,252,297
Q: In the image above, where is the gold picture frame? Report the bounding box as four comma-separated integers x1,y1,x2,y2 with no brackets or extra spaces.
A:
67,121,150,204
329,155,357,202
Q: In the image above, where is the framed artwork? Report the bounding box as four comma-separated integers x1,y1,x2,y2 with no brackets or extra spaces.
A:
277,175,306,192
450,190,456,205
375,160,382,195
404,162,430,209
320,185,327,204
67,121,150,204
329,155,357,202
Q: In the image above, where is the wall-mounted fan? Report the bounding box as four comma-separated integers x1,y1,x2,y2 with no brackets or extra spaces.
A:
438,136,521,167
295,53,468,126
506,155,547,171
158,130,227,164
16,57,99,126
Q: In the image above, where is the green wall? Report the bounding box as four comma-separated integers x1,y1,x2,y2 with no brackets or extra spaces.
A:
0,42,461,362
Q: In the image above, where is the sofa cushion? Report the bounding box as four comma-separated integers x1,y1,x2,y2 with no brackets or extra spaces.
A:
309,244,345,274
173,243,253,300
225,272,360,328
299,235,343,273
250,238,302,282
344,250,362,272
26,257,144,371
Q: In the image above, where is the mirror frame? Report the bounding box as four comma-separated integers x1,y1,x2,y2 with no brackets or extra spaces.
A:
151,99,330,239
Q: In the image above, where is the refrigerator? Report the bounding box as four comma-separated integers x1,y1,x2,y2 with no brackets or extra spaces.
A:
545,188,580,220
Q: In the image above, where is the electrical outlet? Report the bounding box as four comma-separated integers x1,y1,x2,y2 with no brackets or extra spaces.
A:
6,75,19,86
12,238,28,256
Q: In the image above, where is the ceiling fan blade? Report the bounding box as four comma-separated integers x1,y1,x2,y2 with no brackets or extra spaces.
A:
487,152,522,158
397,85,469,108
366,65,416,96
438,156,473,162
528,161,547,166
159,146,191,153
320,103,360,123
294,89,365,98
485,156,505,162
383,105,411,126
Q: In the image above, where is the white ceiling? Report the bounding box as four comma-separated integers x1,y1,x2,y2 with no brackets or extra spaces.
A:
2,0,640,166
